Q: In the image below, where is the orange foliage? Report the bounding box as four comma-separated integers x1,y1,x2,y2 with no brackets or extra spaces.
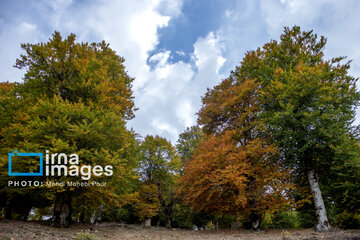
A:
178,130,292,216
178,75,294,218
131,184,160,219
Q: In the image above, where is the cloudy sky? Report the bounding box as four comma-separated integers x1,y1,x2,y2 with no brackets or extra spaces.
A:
1,0,360,142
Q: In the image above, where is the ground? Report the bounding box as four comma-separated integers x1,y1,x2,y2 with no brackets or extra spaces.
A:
1,220,360,240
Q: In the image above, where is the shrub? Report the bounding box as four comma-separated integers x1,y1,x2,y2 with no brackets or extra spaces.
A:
336,211,360,229
75,232,97,240
261,211,300,229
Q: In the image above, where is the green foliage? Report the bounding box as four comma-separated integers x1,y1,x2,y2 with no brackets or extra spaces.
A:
325,138,360,215
1,96,137,201
297,203,317,228
176,126,204,165
257,27,360,177
171,204,193,229
0,82,18,131
75,231,97,240
214,215,234,229
261,211,300,229
0,31,138,225
14,31,135,119
336,211,360,229
100,204,141,224
134,135,181,228
191,211,215,229
139,135,180,184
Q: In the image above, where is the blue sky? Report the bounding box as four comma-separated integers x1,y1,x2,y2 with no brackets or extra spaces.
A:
154,0,234,61
1,0,360,142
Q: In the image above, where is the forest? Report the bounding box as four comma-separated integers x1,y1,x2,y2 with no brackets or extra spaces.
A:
1,26,360,233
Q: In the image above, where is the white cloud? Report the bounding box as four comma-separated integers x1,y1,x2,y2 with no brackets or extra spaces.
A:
192,32,226,94
48,0,73,28
176,99,195,127
19,22,37,31
175,50,185,56
130,31,226,142
225,9,234,18
151,118,179,139
149,50,171,67
156,0,183,17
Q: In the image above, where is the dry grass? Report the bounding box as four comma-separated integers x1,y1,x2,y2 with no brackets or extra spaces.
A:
1,220,360,240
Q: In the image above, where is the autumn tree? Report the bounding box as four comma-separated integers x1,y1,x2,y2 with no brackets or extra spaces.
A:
136,135,181,228
0,32,137,227
179,75,293,230
14,32,135,119
132,183,160,226
235,26,360,231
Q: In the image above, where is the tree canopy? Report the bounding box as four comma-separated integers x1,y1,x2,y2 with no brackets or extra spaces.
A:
0,32,137,227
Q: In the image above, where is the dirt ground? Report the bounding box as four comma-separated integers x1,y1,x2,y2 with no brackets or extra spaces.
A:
1,220,360,240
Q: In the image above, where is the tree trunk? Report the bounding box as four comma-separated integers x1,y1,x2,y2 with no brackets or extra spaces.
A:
307,169,331,232
52,191,72,228
90,204,104,224
21,205,32,221
250,212,261,231
251,217,261,230
79,211,85,223
231,221,241,230
96,204,104,224
165,214,172,229
4,201,12,220
144,218,151,227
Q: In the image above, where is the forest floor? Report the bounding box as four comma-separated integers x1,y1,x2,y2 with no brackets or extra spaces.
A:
1,220,360,240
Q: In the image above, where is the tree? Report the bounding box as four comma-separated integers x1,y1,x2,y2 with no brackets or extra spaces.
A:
179,75,293,230
176,125,204,166
136,135,181,228
14,31,135,119
132,183,160,226
0,32,137,227
239,26,360,231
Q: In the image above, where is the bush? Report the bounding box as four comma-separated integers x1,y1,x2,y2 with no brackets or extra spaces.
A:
261,211,300,229
297,209,316,228
336,211,360,229
75,231,97,240
101,205,141,224
171,204,193,229
217,215,235,229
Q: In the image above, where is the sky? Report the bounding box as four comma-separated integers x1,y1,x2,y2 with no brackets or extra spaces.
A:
1,0,360,143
